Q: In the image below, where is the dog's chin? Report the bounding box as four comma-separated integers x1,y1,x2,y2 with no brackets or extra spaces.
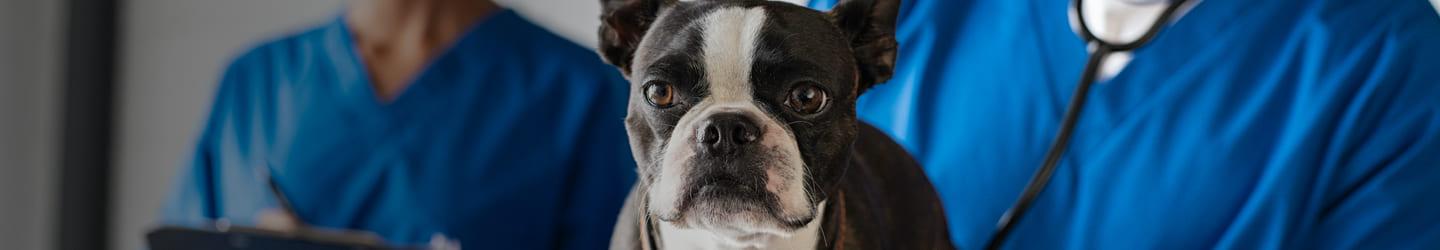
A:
653,186,815,238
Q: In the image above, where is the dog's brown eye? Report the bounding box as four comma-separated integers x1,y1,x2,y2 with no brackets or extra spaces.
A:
644,81,676,108
785,83,829,115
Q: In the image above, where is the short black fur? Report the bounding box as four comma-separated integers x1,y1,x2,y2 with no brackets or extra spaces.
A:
600,0,951,249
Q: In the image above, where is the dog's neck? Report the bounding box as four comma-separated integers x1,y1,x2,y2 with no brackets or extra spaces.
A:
656,202,826,250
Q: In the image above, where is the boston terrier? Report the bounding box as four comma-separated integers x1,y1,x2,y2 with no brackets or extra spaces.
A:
598,0,952,249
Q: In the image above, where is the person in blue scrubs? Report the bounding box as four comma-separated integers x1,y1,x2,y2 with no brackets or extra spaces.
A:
160,0,634,248
808,0,1440,248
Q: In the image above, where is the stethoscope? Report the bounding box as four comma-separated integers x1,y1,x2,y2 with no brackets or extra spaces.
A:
984,0,1192,249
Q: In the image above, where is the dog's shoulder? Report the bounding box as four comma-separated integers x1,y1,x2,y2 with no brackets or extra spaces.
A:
851,122,918,168
845,122,955,249
610,185,650,250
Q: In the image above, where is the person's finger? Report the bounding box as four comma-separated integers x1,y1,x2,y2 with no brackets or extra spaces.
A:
429,233,461,250
255,208,301,233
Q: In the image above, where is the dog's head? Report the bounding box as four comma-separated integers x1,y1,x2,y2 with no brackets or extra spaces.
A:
599,0,899,242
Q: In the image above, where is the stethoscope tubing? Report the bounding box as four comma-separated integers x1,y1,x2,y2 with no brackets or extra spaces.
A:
983,0,1191,249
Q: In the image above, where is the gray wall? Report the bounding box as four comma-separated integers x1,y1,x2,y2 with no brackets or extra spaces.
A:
0,0,65,249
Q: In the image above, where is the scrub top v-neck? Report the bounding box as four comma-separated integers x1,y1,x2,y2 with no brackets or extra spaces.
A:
809,0,1440,249
162,9,637,249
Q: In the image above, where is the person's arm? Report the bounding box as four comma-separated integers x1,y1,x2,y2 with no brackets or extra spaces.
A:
158,141,221,226
1300,7,1440,248
1305,115,1440,248
158,51,257,226
1302,87,1440,247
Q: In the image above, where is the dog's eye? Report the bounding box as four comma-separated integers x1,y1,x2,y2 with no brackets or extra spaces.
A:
785,82,829,115
644,81,676,108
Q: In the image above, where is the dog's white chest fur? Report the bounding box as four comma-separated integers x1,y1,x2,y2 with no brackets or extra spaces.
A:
658,202,826,250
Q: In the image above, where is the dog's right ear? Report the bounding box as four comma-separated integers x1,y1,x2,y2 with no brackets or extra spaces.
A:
598,0,672,75
829,0,900,93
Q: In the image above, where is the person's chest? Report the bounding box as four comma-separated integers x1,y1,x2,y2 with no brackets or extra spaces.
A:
224,67,609,245
857,0,1354,248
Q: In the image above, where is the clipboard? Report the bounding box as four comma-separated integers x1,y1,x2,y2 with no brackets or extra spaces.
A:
146,225,417,250
148,165,429,250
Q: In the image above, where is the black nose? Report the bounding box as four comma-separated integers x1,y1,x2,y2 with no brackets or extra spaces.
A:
697,113,760,155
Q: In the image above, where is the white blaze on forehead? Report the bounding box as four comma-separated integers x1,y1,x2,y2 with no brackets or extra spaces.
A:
650,7,771,219
701,7,767,103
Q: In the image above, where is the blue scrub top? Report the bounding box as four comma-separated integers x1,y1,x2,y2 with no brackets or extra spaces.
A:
161,10,636,249
810,0,1440,249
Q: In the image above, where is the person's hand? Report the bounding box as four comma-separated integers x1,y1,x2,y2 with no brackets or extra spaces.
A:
254,208,301,233
429,233,462,250
255,208,463,250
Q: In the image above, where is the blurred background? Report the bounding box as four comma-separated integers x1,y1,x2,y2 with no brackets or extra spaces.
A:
1,0,806,249
3,0,1434,250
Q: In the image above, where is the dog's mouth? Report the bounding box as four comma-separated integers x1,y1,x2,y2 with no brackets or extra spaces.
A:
694,175,768,200
683,174,774,213
656,171,815,231
661,174,769,218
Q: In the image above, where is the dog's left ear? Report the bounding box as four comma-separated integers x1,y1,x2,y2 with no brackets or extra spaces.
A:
829,0,901,92
598,0,674,75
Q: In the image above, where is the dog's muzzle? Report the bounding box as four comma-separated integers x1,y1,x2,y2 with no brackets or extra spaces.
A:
649,103,814,234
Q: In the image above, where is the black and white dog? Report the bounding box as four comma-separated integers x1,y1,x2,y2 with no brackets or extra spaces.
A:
599,0,951,249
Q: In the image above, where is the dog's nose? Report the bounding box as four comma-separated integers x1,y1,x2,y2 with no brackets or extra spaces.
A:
697,112,760,155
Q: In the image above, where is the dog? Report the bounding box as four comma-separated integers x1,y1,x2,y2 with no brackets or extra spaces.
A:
598,0,951,249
